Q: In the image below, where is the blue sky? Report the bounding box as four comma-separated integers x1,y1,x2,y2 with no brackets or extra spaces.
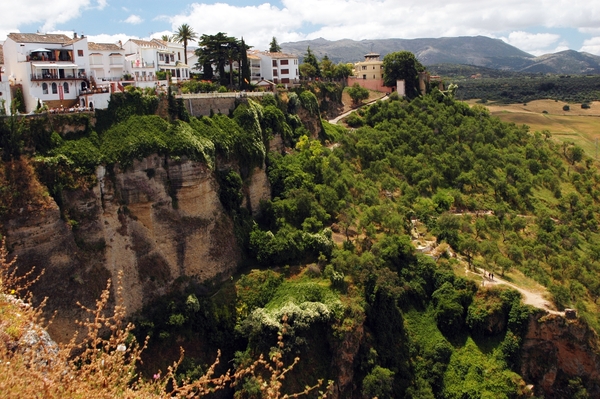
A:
2,0,600,57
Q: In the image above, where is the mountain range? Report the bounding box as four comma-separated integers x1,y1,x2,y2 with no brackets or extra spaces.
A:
281,36,600,75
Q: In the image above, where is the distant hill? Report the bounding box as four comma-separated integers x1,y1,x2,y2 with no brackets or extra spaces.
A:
518,50,600,74
281,36,600,75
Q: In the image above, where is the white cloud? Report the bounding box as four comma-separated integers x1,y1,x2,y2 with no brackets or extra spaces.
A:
500,31,561,55
3,0,600,53
580,37,600,56
168,2,301,51
0,0,93,36
150,30,174,40
164,0,600,51
86,32,135,45
123,15,143,25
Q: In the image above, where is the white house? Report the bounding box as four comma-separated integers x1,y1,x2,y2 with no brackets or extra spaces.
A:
3,32,91,112
123,38,190,84
152,39,190,82
247,50,262,83
0,46,11,114
88,42,125,83
257,52,299,86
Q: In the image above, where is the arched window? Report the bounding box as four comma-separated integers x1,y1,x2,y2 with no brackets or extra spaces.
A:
42,83,48,94
63,82,69,94
51,83,57,94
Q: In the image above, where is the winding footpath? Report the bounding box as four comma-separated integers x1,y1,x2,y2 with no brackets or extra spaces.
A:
468,267,565,316
328,94,390,124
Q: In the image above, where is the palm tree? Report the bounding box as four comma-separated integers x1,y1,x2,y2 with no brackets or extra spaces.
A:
161,34,171,42
173,24,198,65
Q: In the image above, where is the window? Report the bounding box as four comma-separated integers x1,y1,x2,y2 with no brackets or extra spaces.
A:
280,60,288,65
373,66,375,69
362,66,367,70
63,82,69,94
362,75,366,80
178,52,181,61
170,54,174,62
42,83,48,94
272,60,277,67
273,69,278,76
281,78,290,84
78,50,84,57
159,54,164,61
373,75,376,79
281,69,289,75
51,83,57,94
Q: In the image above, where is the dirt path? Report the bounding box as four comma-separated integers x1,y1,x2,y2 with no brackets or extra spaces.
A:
328,93,389,124
468,267,564,315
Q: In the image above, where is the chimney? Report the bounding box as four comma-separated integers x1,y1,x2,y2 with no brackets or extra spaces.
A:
73,32,78,39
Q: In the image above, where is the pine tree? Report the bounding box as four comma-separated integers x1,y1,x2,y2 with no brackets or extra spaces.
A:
269,37,281,53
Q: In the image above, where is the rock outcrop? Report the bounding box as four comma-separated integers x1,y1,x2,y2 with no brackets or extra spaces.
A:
4,154,270,342
521,311,600,397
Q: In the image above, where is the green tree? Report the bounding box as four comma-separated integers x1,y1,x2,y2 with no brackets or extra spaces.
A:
302,46,321,78
347,83,369,106
196,32,237,84
240,37,251,90
172,24,198,65
160,34,171,42
299,63,317,79
269,36,281,53
382,51,424,98
363,366,395,399
333,63,354,79
320,55,335,79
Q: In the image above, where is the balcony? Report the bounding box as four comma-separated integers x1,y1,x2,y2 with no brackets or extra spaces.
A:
130,61,155,68
31,72,87,81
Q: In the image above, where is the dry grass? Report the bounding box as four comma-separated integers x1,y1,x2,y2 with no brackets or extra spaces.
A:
466,99,600,159
341,88,386,113
0,239,333,399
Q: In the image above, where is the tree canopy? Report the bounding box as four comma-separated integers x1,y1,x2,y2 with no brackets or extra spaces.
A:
301,46,321,78
382,51,425,98
195,32,239,84
269,37,281,53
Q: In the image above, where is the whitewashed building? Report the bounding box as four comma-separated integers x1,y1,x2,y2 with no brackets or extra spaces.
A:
2,32,91,112
0,46,11,114
88,42,125,83
123,38,190,83
257,52,299,86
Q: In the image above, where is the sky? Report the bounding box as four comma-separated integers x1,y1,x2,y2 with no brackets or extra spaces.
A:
2,0,600,57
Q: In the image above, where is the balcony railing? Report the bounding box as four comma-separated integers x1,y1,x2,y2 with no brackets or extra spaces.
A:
130,61,155,68
31,73,87,81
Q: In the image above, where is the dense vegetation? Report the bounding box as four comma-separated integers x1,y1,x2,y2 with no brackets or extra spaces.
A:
3,82,600,397
452,75,600,104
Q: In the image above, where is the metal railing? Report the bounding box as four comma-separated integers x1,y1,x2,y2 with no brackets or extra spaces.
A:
130,61,155,68
31,73,87,81
178,92,271,99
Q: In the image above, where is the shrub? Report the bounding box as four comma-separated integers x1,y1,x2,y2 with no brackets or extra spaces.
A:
563,104,570,111
582,103,591,109
345,113,364,128
363,366,395,399
347,83,369,106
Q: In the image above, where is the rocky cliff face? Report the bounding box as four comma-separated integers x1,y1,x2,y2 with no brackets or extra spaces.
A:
4,154,271,342
521,312,600,397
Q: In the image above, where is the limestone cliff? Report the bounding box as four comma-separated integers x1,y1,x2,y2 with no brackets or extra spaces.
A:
521,311,600,397
4,154,271,342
